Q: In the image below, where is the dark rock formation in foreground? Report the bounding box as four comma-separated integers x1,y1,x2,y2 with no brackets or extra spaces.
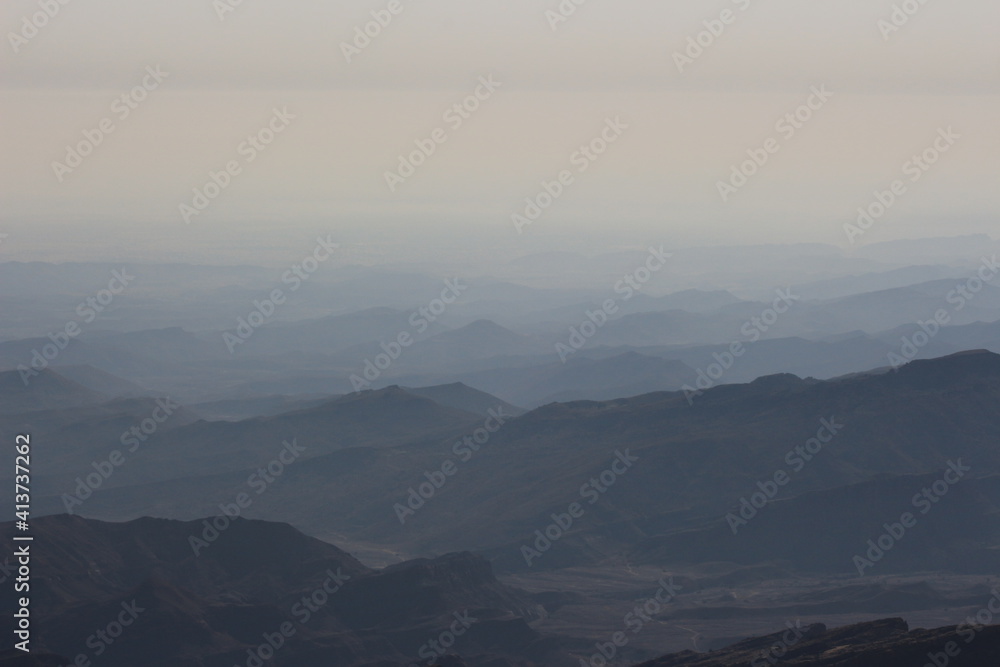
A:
637,617,1000,666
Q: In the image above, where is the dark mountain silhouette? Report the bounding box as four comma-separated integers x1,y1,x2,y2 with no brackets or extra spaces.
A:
586,281,1000,348
518,290,743,328
421,320,543,358
404,382,526,416
0,328,229,383
445,351,695,407
875,317,1000,361
629,472,1000,575
95,385,486,485
187,393,337,421
33,351,1000,583
49,364,149,398
622,333,892,385
650,289,743,313
8,252,1000,665
236,306,450,356
0,515,558,667
793,264,964,300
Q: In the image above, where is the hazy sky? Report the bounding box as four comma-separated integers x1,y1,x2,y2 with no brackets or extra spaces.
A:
1,0,998,262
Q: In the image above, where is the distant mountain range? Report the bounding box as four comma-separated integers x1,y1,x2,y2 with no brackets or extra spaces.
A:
11,351,999,581
5,349,1000,663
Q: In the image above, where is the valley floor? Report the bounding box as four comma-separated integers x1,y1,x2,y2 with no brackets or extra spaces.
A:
502,565,1000,663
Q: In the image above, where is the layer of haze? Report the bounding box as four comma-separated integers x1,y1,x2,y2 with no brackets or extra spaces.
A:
1,0,998,264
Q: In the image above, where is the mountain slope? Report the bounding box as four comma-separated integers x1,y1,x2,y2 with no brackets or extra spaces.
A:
404,382,525,416
0,515,554,667
0,368,107,415
451,351,695,407
40,351,1000,579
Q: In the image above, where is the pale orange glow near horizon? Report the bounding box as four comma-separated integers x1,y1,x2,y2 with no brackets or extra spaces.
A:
2,0,998,262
